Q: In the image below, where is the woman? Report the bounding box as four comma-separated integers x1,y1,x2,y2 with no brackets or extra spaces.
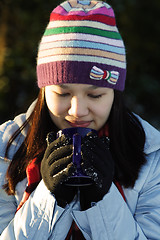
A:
0,0,160,239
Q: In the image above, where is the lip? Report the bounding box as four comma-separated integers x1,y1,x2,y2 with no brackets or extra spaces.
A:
66,120,92,128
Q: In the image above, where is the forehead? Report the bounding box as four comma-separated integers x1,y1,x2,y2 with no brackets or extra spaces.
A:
59,84,98,89
46,84,106,91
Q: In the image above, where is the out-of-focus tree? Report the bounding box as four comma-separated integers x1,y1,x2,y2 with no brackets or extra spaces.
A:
0,0,61,122
107,0,160,128
0,1,9,116
0,0,160,128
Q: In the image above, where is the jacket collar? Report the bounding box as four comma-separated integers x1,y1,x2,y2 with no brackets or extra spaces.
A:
137,116,160,154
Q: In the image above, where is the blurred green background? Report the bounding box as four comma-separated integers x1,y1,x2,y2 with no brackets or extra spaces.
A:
0,0,160,129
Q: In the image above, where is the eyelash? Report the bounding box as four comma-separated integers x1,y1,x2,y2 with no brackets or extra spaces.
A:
88,94,102,99
56,93,102,99
58,93,69,97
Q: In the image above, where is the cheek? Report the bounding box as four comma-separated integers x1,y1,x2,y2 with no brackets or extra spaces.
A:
93,105,111,119
45,94,67,117
93,96,114,121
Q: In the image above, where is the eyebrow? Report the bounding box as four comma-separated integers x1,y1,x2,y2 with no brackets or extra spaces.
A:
59,84,99,90
59,84,69,89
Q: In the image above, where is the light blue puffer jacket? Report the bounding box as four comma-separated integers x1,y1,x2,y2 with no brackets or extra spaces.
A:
0,103,160,239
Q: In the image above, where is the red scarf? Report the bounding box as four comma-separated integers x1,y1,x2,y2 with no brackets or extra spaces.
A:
16,158,41,212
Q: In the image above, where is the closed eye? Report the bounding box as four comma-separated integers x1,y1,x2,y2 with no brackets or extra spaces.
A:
56,92,70,97
88,94,102,99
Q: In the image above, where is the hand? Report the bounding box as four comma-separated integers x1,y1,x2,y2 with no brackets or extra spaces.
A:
80,133,114,210
41,133,76,207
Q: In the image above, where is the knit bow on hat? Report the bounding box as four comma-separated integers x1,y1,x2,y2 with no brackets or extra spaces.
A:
90,66,119,85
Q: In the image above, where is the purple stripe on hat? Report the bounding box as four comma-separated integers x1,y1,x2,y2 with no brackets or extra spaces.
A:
37,61,126,91
71,7,114,17
52,5,68,15
89,7,114,17
53,5,114,17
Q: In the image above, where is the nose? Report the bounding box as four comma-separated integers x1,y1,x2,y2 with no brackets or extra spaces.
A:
68,96,89,118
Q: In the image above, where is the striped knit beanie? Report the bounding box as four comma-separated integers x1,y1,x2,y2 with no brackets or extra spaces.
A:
37,0,126,91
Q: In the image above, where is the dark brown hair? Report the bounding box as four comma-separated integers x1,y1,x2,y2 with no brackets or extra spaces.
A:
4,89,146,194
4,88,58,194
108,91,146,187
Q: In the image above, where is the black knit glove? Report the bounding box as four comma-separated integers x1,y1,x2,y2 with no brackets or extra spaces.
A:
41,133,77,207
80,133,114,210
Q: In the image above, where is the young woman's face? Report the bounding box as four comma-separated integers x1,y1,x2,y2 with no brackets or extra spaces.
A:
45,84,114,131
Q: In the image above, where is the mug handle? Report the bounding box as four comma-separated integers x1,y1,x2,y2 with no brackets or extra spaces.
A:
72,133,81,170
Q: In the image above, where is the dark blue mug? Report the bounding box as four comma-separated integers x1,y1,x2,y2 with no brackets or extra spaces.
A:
57,127,97,186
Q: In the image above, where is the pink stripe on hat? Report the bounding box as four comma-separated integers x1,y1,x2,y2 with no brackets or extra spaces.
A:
53,3,115,17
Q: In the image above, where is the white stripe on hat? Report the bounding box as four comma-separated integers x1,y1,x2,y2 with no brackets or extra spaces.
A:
40,33,125,48
37,54,126,69
47,20,118,32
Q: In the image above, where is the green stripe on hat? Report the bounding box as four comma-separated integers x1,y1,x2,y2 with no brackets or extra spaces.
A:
44,26,122,40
